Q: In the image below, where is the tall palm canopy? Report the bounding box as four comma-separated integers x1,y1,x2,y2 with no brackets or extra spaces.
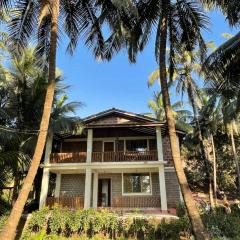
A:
1,0,105,61
101,1,210,239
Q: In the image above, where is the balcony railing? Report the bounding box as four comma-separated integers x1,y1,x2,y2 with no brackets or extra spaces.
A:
92,150,158,162
50,152,87,163
50,150,158,164
46,197,84,209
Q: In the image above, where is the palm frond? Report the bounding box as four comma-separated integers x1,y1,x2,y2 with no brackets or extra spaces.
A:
8,0,39,54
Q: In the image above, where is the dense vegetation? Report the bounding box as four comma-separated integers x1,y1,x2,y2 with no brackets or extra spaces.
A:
1,205,240,239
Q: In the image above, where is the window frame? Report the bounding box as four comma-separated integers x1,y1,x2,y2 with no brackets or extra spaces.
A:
121,172,152,196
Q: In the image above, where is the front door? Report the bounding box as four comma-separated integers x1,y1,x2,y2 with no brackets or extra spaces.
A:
98,179,111,207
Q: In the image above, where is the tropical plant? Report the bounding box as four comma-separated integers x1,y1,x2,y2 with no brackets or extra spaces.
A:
103,1,210,238
148,91,193,133
0,0,105,238
0,47,82,209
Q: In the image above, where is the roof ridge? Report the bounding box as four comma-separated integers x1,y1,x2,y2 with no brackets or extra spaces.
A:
83,108,160,123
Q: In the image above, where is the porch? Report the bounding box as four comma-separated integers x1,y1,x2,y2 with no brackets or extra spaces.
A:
40,166,181,212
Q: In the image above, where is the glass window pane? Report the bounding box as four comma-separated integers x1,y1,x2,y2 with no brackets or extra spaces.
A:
141,175,151,193
126,140,147,151
123,173,151,194
123,174,132,193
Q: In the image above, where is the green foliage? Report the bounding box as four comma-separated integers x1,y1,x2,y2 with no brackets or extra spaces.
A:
0,215,8,231
176,202,187,218
21,206,240,239
202,206,240,239
21,207,192,240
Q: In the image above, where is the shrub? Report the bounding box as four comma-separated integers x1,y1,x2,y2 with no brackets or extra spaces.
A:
202,209,240,239
176,202,186,218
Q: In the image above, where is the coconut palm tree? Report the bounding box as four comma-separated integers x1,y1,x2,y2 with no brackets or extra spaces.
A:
148,91,193,133
0,0,106,238
0,46,82,208
101,1,210,238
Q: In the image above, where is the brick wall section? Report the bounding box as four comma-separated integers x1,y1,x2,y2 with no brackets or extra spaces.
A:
60,174,85,197
165,171,180,207
162,135,173,164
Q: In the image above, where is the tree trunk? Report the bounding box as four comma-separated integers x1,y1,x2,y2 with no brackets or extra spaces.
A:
230,121,240,192
0,1,59,239
158,2,209,239
187,82,215,209
210,134,217,204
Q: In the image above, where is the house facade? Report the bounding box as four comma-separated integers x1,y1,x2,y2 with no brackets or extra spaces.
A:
39,108,183,212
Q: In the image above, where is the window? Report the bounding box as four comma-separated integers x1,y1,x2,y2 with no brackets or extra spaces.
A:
126,140,147,152
123,173,151,195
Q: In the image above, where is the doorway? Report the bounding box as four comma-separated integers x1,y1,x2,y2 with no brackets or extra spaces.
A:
98,178,111,207
103,141,114,161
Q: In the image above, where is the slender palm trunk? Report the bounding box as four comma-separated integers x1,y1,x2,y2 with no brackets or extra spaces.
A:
210,134,217,204
230,121,240,192
187,82,215,208
0,1,59,239
158,2,209,239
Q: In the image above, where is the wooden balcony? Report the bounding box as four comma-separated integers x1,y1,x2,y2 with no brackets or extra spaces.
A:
112,196,161,208
49,150,158,164
50,152,87,163
92,150,158,162
46,197,84,209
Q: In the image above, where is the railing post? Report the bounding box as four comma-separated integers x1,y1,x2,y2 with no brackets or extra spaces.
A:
156,126,164,161
87,129,93,163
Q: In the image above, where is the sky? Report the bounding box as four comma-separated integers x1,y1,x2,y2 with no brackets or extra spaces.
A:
56,9,238,118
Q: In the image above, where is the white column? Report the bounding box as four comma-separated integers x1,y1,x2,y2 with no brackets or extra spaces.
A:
156,126,164,161
55,173,61,198
92,172,98,208
44,132,53,164
84,168,92,209
159,165,167,211
87,129,93,163
179,186,184,203
39,168,50,208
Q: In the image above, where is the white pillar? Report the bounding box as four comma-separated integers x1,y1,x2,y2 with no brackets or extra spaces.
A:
156,126,164,161
84,168,92,209
39,168,50,208
44,132,53,164
179,186,184,203
92,172,98,208
87,129,93,163
159,165,167,211
55,173,61,198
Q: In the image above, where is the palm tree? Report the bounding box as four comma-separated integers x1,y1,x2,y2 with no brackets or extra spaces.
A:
0,1,104,237
148,91,193,133
116,1,210,237
0,46,82,207
102,1,210,236
204,33,240,193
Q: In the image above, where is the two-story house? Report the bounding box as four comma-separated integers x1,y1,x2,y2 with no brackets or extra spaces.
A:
39,108,183,213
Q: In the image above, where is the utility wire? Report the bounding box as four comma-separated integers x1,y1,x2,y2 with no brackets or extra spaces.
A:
0,125,47,135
